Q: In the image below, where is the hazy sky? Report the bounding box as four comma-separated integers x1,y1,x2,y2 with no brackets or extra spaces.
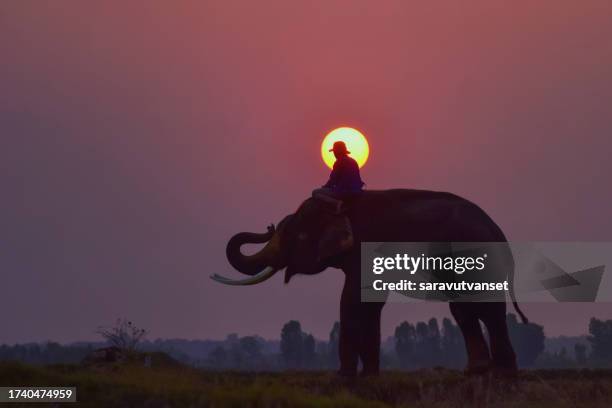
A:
2,1,612,344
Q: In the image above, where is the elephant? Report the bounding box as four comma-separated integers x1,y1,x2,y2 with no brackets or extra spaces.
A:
213,189,527,376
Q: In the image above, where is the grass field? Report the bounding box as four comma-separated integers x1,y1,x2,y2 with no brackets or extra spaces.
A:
1,361,612,407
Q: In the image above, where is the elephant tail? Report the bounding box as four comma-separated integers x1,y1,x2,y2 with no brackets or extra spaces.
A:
512,300,528,324
508,262,529,324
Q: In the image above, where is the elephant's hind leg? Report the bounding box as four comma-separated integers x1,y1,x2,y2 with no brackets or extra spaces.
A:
358,302,384,376
450,302,491,374
339,272,385,377
480,302,518,374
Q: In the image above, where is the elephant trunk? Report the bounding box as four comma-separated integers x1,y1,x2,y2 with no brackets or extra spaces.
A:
225,228,277,276
213,219,291,286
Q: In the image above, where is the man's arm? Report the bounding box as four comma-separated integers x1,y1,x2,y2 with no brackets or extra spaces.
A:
322,161,339,188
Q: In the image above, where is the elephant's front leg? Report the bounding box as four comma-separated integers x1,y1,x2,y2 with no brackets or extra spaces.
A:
359,301,384,376
339,276,360,376
339,273,385,376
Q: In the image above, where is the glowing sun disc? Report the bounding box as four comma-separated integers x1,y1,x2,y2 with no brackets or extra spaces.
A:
321,127,369,169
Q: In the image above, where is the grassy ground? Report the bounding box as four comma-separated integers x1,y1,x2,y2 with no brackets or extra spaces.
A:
1,361,612,407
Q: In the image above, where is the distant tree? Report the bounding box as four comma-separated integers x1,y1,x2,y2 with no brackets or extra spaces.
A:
379,348,393,369
281,320,304,368
441,318,466,368
328,321,340,369
394,321,416,369
28,344,41,364
574,343,587,366
228,342,244,368
44,342,63,363
303,334,316,368
96,318,147,352
415,321,430,366
506,314,545,367
427,318,442,366
226,333,239,344
207,346,228,368
0,345,9,361
278,321,319,369
0,343,90,365
239,336,262,362
587,318,612,366
535,349,575,369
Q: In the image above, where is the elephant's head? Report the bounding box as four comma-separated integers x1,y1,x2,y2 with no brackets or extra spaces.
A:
211,199,354,286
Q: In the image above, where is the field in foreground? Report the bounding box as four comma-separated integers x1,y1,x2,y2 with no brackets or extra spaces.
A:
1,361,612,407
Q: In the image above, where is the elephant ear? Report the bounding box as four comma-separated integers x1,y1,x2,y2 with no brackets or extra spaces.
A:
317,215,354,262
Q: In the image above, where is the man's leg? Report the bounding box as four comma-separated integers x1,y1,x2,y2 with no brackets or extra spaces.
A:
312,188,343,213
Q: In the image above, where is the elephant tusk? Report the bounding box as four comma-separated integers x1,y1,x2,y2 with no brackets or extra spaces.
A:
210,266,278,286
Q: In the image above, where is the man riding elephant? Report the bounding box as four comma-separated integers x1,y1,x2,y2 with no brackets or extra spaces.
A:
212,186,527,377
312,140,365,214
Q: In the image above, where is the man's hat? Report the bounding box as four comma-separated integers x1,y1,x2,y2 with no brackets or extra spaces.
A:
329,141,350,154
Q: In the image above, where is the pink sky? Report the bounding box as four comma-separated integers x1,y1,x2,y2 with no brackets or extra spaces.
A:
1,1,612,343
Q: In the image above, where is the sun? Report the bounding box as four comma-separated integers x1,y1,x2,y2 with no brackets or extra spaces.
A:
321,127,369,169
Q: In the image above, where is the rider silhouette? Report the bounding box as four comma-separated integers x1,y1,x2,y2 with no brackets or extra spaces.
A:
313,141,364,213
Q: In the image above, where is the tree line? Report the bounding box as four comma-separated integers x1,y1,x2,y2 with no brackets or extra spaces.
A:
2,317,612,370
0,342,94,365
202,316,612,370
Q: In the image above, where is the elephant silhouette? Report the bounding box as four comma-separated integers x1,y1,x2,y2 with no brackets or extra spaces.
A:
213,189,527,376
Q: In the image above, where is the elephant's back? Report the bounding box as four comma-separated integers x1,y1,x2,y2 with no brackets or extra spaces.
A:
351,189,507,243
362,188,462,202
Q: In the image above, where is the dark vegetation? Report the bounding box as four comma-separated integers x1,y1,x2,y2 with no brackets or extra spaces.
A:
1,361,612,407
2,317,612,406
3,316,612,371
200,315,607,370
